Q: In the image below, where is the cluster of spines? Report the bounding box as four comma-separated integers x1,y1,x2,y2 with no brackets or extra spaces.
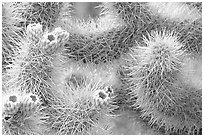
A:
2,2,202,135
44,74,117,135
58,2,202,64
4,23,69,104
146,2,202,55
2,92,47,135
45,57,121,134
55,2,141,64
63,26,136,64
2,2,64,70
112,2,202,55
124,30,202,134
2,2,25,71
3,22,117,135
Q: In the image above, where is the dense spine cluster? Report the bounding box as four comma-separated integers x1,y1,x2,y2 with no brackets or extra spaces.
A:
124,30,202,134
2,92,47,135
4,23,69,104
54,2,142,64
2,3,24,70
2,21,118,135
55,2,202,64
2,2,202,135
44,76,117,135
146,2,202,55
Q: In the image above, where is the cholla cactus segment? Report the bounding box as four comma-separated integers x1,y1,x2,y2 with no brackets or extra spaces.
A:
45,76,117,135
4,44,53,101
2,92,47,135
3,24,69,106
62,26,134,64
127,30,185,108
124,30,201,134
138,88,202,134
55,2,138,64
140,88,202,135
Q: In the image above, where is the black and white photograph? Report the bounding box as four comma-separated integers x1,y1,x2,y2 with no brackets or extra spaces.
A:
2,1,202,135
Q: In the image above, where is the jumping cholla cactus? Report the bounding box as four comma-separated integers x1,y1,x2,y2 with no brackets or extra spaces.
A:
2,2,202,135
2,19,118,135
44,75,117,135
53,2,201,65
4,23,69,104
2,23,69,135
54,2,139,64
124,30,202,134
2,91,47,135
